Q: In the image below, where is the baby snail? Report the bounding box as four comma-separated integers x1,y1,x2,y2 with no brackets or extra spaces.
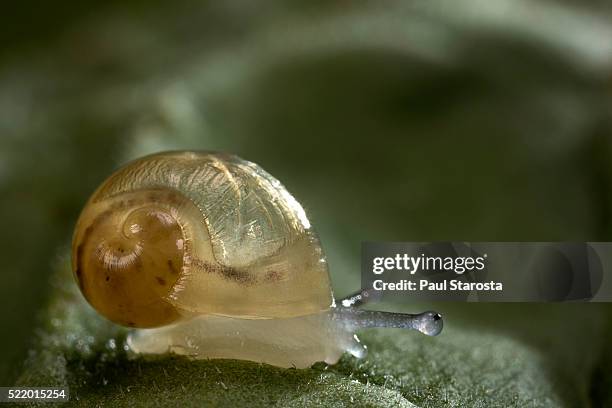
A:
72,151,442,368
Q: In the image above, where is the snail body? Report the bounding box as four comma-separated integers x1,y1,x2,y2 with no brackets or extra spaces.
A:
72,151,441,368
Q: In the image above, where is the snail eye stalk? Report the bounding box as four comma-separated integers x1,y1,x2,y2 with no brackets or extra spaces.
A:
334,290,443,336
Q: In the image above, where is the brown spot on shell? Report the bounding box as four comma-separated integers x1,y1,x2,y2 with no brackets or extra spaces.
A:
193,259,256,285
264,270,284,282
156,276,167,286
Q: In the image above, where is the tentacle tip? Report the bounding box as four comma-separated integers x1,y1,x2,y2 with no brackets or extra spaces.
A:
415,311,443,336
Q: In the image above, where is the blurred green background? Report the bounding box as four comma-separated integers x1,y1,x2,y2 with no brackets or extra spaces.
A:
2,1,612,406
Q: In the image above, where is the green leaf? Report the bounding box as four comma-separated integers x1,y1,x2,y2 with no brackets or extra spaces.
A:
15,258,612,407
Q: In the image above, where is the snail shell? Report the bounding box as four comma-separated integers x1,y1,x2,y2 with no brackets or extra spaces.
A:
72,151,332,327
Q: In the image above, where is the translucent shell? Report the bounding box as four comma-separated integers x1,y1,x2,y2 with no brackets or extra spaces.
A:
72,151,333,328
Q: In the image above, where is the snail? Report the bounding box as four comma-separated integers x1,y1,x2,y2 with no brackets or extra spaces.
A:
71,151,442,368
